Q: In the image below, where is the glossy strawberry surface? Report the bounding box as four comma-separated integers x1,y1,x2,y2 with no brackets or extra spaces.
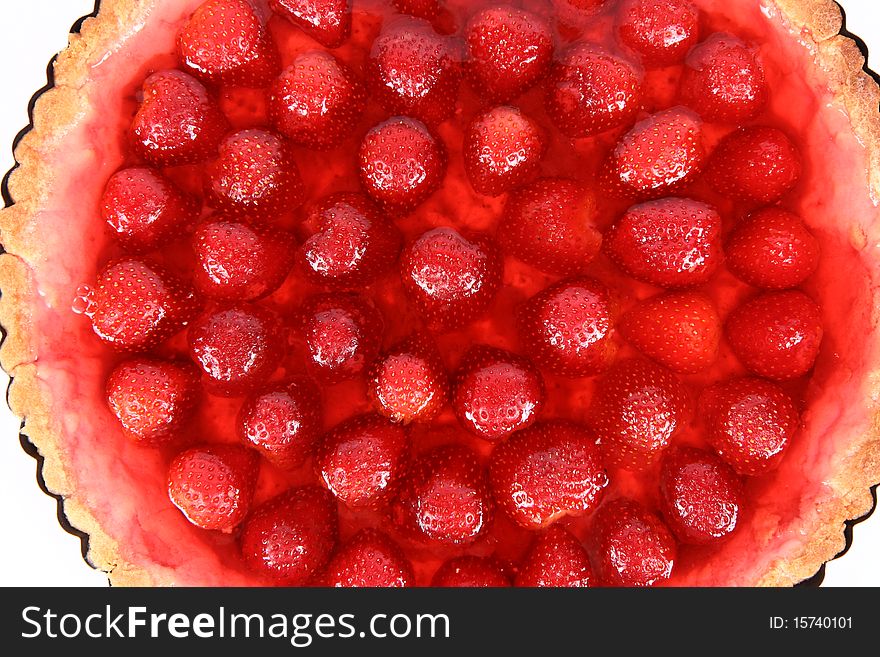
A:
71,0,837,588
168,444,260,532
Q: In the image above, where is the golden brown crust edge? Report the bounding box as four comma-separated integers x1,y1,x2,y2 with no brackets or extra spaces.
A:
0,0,878,587
754,0,880,587
0,0,163,587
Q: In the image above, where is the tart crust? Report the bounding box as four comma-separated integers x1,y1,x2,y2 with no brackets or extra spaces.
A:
1,0,878,587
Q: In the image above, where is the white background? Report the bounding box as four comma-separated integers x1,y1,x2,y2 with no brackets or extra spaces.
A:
0,0,878,587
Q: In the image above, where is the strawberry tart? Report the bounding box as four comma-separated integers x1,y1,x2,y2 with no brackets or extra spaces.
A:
1,0,879,586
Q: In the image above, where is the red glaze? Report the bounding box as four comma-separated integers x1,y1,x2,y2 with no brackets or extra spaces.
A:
431,556,511,587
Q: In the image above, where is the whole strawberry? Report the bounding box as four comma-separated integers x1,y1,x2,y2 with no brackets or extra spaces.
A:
368,334,448,424
188,304,285,396
240,486,339,583
101,168,196,253
269,51,366,149
619,290,721,373
237,377,322,469
464,6,554,103
489,420,608,529
705,126,802,204
168,444,260,532
588,359,690,470
299,293,383,383
366,17,461,126
452,346,545,442
400,227,502,330
725,290,823,380
87,259,200,352
680,33,767,123
545,43,643,137
700,377,799,476
725,208,820,289
592,498,677,587
358,117,447,211
317,529,414,587
499,178,602,275
518,277,618,376
616,0,699,67
206,129,304,218
660,446,744,544
392,444,493,545
314,413,410,508
299,193,402,290
604,198,722,288
515,525,594,587
131,70,229,167
604,107,705,198
106,357,200,444
192,219,295,301
464,106,545,196
177,0,279,87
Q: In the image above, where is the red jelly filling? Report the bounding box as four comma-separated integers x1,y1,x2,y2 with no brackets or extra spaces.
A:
9,0,880,586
